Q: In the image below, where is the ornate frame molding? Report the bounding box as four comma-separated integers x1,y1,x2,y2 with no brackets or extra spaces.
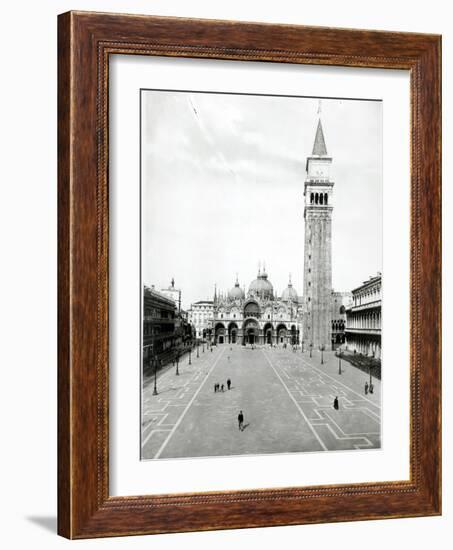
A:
58,11,441,538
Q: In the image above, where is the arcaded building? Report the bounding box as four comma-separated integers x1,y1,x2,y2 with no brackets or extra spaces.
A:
345,274,382,358
142,286,178,367
331,291,353,346
212,270,303,346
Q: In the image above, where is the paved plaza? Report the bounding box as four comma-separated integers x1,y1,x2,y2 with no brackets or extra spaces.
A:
141,345,381,460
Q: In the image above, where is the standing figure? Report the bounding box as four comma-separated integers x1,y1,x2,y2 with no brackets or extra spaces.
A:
221,384,224,392
333,396,339,410
365,381,369,395
369,383,374,394
227,378,231,390
238,410,244,431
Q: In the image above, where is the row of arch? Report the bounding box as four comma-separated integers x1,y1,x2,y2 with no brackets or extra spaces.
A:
345,335,381,359
353,286,381,306
332,319,345,331
310,192,328,205
347,310,381,330
217,300,295,321
212,321,299,345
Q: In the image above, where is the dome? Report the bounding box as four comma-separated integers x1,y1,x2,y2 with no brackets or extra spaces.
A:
281,275,298,302
228,276,245,300
248,267,274,299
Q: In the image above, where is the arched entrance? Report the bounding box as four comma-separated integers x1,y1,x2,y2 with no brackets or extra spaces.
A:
243,319,259,345
228,322,239,344
214,323,226,344
276,323,287,344
263,322,273,344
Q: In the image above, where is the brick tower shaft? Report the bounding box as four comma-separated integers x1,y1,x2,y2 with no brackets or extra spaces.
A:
303,118,334,350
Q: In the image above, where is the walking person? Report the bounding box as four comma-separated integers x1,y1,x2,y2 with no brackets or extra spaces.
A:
333,396,339,410
369,383,374,394
227,378,231,390
365,381,369,395
221,383,225,392
238,410,244,431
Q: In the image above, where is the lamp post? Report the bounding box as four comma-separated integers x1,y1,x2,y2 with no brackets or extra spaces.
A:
176,354,180,376
188,345,192,365
320,344,325,365
152,357,158,395
202,340,205,353
369,350,375,385
301,340,304,353
197,339,200,358
309,342,313,358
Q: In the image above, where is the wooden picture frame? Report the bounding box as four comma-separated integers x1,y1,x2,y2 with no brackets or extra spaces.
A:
58,11,441,539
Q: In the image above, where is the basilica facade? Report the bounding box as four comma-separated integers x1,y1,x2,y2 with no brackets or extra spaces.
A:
212,268,303,346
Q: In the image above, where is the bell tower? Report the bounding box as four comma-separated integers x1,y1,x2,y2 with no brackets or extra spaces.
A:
303,115,334,350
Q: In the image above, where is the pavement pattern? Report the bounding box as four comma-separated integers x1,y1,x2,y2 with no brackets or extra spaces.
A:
141,345,381,460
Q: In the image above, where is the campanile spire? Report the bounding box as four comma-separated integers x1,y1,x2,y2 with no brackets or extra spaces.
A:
312,119,328,156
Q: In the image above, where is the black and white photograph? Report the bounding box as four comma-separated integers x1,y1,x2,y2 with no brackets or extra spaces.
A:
1,0,446,546
140,90,382,460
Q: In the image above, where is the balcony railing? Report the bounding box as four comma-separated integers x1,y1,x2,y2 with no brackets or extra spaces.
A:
345,327,381,335
143,315,175,323
348,300,381,312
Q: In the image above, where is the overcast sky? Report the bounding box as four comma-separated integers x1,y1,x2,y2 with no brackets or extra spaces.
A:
142,90,382,310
